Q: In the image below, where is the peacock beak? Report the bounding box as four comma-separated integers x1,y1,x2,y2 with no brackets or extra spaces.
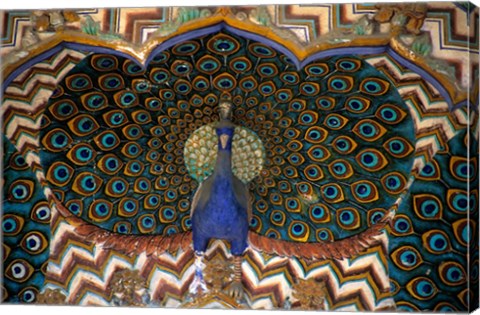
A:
220,134,229,149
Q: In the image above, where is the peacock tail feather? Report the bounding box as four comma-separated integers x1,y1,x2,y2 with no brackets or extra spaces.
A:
2,135,51,303
39,30,416,245
389,129,478,312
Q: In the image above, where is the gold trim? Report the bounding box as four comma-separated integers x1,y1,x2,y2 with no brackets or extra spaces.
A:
1,7,466,105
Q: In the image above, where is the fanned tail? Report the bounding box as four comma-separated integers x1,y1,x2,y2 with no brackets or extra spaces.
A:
53,196,192,256
248,212,392,261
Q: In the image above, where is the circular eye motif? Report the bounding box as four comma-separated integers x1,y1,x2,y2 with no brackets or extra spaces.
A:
171,60,193,77
66,199,83,216
355,149,388,172
413,195,443,220
368,208,386,225
280,72,300,85
151,51,169,64
307,145,331,162
299,111,319,126
450,157,475,182
2,214,24,236
144,194,161,210
439,261,466,286
288,221,309,242
80,92,108,111
406,277,438,301
351,180,378,203
248,43,276,58
316,96,335,110
68,114,100,137
94,131,120,151
114,222,132,234
239,76,258,92
346,96,371,113
121,142,143,158
229,56,252,74
105,177,129,198
324,114,348,130
5,259,34,282
132,79,150,93
316,228,333,242
321,183,345,203
257,63,278,78
113,91,138,108
337,208,360,230
422,230,451,254
72,172,103,196
376,104,407,124
381,172,407,194
150,68,170,84
328,159,354,179
360,77,390,96
250,215,262,232
213,73,237,91
123,60,144,76
21,231,48,254
46,162,74,187
192,76,210,91
8,180,34,203
305,126,328,143
299,82,320,96
97,154,123,175
49,100,79,120
118,198,138,217
327,75,353,93
173,41,200,55
31,202,51,223
390,215,414,236
196,55,221,75
159,206,177,223
305,63,328,77
258,82,276,96
447,189,470,214
353,119,387,142
66,73,93,91
138,214,157,234
268,209,285,227
309,204,330,223
9,152,29,170
19,287,38,303
174,79,192,95
391,246,423,271
91,54,118,71
98,73,124,91
332,136,358,155
383,137,414,159
42,128,73,152
335,58,361,72
208,34,240,55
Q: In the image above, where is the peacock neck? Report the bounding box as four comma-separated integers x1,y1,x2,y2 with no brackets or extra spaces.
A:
214,122,234,180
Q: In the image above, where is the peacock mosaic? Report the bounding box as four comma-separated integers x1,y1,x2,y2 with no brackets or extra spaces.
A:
1,2,479,313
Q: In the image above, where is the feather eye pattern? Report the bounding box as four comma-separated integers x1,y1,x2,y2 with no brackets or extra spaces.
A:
39,30,415,246
390,130,479,312
2,135,51,303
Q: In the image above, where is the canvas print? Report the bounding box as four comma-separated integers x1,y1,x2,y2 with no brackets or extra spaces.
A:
0,2,479,312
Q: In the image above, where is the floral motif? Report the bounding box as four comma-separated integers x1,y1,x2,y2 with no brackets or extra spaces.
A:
291,278,327,310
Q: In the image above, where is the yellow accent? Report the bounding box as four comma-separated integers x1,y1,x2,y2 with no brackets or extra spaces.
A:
1,7,466,106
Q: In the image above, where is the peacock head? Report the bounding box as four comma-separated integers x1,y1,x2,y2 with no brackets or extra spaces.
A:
218,99,233,121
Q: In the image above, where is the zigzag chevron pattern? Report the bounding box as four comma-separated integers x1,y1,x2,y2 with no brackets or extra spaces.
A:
364,54,470,171
44,205,395,311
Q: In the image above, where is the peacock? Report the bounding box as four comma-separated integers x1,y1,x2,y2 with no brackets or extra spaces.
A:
38,30,416,299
